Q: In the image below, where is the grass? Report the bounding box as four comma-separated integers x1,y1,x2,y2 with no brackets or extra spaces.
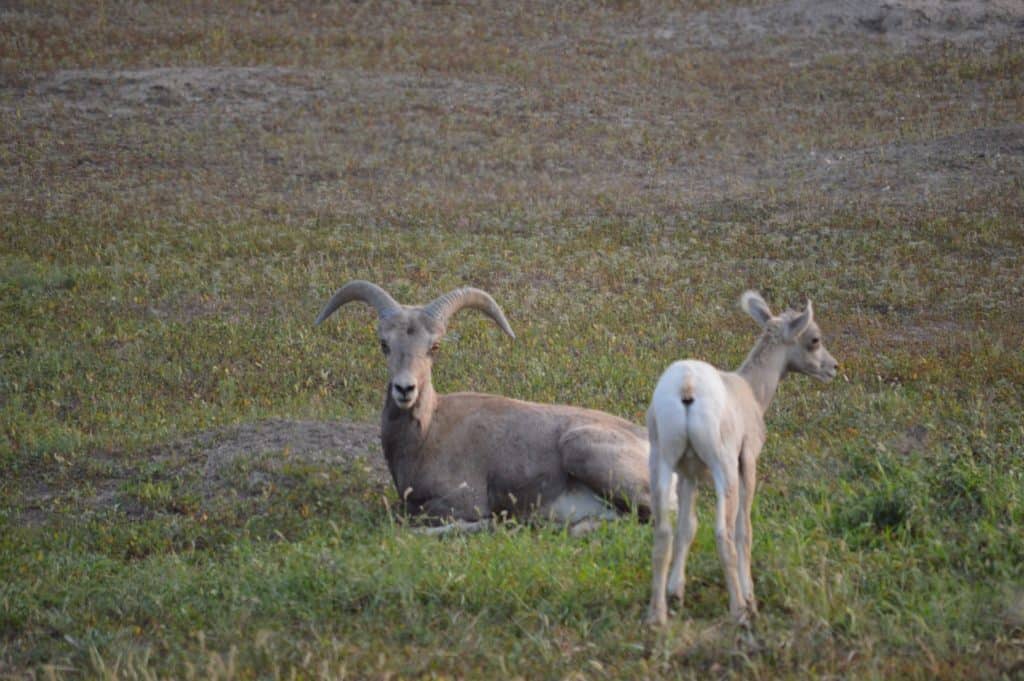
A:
2,1,1023,678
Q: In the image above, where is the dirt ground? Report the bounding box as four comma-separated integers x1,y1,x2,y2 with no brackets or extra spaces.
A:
16,419,388,524
635,0,1024,51
2,0,1021,225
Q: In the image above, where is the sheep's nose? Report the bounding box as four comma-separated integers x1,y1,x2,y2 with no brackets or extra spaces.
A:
394,383,416,397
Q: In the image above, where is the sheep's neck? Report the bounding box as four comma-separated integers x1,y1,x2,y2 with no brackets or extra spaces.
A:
381,383,436,491
736,337,787,414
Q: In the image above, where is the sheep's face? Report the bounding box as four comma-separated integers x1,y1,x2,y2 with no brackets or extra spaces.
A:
316,282,514,411
378,310,444,410
784,317,838,382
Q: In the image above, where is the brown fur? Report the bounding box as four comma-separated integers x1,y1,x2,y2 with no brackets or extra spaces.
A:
317,281,653,531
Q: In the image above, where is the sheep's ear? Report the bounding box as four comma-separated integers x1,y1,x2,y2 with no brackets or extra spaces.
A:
741,291,773,327
784,300,814,341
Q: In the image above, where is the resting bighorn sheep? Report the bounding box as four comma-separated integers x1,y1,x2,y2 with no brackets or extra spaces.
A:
646,292,838,625
315,280,654,533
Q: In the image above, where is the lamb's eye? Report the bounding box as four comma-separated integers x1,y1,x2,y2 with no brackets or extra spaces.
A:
380,340,390,355
809,337,820,348
429,342,440,355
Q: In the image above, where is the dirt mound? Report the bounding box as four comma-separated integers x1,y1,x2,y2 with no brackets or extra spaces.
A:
40,67,291,109
187,419,390,505
11,419,390,526
32,67,519,122
639,0,1024,53
194,418,385,482
7,66,525,221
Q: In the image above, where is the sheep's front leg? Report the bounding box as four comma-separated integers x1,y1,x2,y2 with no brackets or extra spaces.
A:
710,463,746,624
666,474,698,604
413,519,491,536
646,447,676,626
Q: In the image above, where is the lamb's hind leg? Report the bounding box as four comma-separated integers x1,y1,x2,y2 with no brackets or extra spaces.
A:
666,473,698,605
709,461,747,624
646,428,677,625
735,448,758,618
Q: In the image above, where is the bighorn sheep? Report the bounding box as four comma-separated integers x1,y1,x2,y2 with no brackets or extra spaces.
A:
315,280,654,533
646,292,838,625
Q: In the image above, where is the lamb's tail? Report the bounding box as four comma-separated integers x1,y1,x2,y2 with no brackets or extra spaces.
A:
680,373,696,407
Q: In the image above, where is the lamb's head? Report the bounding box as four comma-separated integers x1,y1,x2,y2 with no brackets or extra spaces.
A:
315,281,515,410
741,291,838,382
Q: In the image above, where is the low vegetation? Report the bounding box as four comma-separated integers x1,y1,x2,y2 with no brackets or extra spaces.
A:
2,1,1022,678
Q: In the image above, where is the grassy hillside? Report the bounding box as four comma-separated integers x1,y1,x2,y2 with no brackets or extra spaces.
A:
2,1,1022,678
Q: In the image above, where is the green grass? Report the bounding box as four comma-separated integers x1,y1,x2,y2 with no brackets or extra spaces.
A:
2,1,1023,678
3,215,1021,679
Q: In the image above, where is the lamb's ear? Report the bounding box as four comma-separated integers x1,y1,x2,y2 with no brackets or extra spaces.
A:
784,300,814,341
741,291,773,328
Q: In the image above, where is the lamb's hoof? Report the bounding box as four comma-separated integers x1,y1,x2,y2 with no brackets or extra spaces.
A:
645,607,668,627
736,624,759,650
733,603,757,629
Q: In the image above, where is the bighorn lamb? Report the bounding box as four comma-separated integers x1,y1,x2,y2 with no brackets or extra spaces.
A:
646,292,838,625
316,280,653,533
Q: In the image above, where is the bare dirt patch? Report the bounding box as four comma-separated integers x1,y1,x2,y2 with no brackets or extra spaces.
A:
33,66,520,121
4,58,1019,227
193,418,386,485
3,1,1020,229
3,2,1019,226
633,0,1024,54
9,419,389,525
2,65,534,222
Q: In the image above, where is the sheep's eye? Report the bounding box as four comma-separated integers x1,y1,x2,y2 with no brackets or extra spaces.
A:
380,340,390,355
429,342,440,355
809,337,820,348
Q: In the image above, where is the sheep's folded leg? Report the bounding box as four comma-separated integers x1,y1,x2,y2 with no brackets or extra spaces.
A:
412,519,491,537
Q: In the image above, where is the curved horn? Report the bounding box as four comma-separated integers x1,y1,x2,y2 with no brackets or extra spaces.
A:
315,280,400,325
423,287,516,339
